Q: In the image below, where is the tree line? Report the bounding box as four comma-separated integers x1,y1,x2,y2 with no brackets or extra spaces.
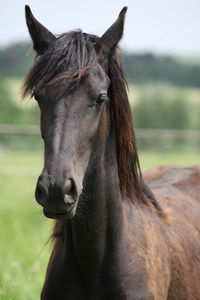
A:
123,53,200,87
0,42,200,87
0,42,199,134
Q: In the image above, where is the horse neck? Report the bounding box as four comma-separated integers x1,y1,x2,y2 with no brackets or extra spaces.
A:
69,118,125,277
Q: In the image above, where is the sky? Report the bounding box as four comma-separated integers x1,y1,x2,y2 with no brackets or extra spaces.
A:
1,0,200,55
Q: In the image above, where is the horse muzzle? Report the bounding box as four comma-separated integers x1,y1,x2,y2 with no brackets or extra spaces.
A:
35,174,81,220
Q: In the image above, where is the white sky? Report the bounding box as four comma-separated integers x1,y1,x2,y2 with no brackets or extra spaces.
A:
1,0,200,54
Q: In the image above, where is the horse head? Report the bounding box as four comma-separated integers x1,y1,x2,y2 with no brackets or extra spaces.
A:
24,5,127,219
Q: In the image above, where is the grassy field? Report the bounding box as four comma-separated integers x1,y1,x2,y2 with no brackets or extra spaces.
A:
0,150,200,299
0,152,52,300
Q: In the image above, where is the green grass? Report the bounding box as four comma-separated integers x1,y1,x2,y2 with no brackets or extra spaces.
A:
0,150,199,299
139,150,200,170
0,152,52,300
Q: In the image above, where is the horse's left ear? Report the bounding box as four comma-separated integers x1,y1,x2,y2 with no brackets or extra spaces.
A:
25,5,57,55
95,6,128,70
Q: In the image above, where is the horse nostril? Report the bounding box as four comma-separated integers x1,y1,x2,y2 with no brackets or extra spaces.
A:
64,195,75,205
63,179,76,206
35,177,48,206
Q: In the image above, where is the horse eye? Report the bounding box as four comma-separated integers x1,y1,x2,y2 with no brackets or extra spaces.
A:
95,94,109,106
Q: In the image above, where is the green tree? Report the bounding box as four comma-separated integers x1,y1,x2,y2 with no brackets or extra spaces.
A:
0,74,39,124
0,74,21,123
133,94,190,130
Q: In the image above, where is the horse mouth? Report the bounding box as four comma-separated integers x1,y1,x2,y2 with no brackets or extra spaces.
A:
43,204,77,220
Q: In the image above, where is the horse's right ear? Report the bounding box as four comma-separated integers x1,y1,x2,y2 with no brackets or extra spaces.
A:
25,5,56,55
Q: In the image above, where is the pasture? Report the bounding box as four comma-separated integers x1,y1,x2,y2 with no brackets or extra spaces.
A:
0,149,199,300
1,75,199,298
0,152,52,300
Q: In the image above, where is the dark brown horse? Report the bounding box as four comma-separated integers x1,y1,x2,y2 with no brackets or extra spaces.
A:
23,6,200,300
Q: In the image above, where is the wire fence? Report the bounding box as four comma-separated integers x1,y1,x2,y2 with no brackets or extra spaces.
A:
0,123,200,152
135,128,200,152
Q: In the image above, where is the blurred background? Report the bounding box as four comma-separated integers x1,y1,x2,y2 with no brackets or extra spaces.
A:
0,0,200,299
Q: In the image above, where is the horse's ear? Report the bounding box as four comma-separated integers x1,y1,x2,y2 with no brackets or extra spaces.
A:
95,6,127,71
25,5,57,55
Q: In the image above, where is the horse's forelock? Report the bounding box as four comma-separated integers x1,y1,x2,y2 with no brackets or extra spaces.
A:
22,30,98,99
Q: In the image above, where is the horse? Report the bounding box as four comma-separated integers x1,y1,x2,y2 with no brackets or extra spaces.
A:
23,5,200,300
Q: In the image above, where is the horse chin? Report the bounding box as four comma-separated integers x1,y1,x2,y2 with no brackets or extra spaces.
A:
43,204,77,220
